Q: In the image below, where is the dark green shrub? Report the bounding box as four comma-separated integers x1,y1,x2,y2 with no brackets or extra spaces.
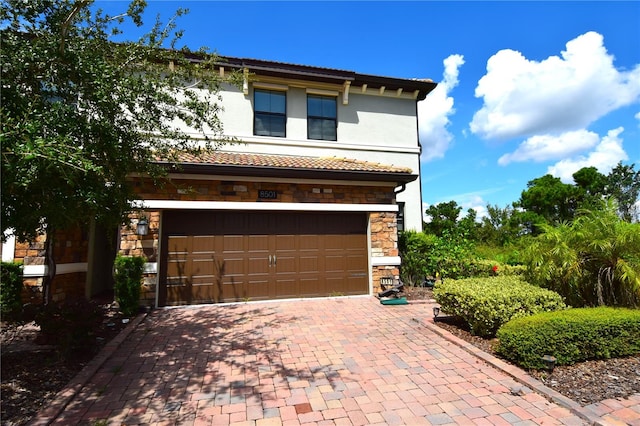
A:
1,262,24,319
496,307,640,369
35,298,104,357
434,276,566,337
114,255,145,316
399,231,437,285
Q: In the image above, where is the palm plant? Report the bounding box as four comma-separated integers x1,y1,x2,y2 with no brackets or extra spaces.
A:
523,199,640,308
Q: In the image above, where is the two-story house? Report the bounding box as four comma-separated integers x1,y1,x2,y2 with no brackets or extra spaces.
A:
3,56,437,307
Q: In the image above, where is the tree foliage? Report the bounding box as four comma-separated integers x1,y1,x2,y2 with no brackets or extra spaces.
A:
514,164,640,233
515,174,580,231
606,162,640,222
423,200,462,237
1,0,236,242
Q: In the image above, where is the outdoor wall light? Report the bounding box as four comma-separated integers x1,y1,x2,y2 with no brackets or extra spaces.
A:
136,217,149,236
433,306,440,319
542,355,557,372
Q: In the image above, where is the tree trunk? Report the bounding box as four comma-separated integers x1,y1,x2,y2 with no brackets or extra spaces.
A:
42,228,57,305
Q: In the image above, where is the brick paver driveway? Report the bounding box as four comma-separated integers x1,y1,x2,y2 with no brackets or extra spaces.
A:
37,297,604,425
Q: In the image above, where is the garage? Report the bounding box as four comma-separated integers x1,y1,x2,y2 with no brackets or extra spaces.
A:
158,210,369,305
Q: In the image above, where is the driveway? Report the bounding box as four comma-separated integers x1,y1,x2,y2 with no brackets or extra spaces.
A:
31,297,637,425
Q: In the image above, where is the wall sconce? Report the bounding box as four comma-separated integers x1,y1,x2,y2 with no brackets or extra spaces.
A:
433,306,440,320
136,217,149,236
542,355,557,372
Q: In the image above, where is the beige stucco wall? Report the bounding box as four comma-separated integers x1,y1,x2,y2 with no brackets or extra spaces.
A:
170,80,424,230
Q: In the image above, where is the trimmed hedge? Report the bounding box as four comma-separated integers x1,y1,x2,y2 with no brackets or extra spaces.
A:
433,276,566,337
496,307,640,369
114,255,145,317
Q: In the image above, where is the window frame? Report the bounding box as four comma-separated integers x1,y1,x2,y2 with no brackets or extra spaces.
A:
307,94,337,141
254,88,287,138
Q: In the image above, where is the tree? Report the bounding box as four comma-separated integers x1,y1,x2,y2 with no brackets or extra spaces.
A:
572,166,607,209
423,201,462,237
515,174,580,229
606,162,640,222
1,0,237,301
477,204,522,245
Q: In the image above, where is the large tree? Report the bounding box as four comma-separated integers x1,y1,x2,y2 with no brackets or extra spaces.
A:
515,174,581,230
572,166,607,209
1,0,236,300
423,201,462,237
606,162,640,222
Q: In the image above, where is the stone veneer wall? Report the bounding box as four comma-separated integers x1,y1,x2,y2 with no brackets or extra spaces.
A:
121,177,402,300
133,178,396,204
370,212,400,294
120,211,161,307
11,226,89,304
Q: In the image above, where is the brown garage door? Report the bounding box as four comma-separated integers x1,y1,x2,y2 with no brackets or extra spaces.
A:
159,211,368,305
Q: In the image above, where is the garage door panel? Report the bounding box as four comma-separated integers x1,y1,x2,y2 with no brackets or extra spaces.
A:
299,235,320,250
222,235,244,252
167,259,188,276
161,211,369,305
325,255,346,272
167,236,190,254
192,258,215,275
192,236,216,254
299,256,319,272
248,235,269,251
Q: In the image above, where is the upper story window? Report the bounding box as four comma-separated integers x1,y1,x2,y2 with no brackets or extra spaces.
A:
307,94,337,141
254,89,286,137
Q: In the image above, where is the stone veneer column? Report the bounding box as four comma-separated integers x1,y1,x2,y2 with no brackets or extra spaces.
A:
369,212,400,294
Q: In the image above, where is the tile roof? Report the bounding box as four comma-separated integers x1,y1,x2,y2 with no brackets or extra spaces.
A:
165,151,413,174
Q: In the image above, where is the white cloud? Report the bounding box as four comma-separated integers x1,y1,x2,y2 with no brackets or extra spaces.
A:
547,127,628,183
470,31,640,140
636,111,640,126
461,195,489,221
498,130,600,165
418,54,465,161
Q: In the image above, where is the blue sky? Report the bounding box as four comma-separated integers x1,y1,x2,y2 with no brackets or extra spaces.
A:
95,1,640,218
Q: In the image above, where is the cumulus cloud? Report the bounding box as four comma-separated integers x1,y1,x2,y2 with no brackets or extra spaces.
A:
470,31,640,140
462,195,489,221
498,130,600,165
418,54,465,161
547,127,628,183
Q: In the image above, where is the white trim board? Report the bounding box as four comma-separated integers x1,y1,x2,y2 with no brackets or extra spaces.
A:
134,200,399,212
23,262,88,278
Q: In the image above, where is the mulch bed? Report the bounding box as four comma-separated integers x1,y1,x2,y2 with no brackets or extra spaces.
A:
1,300,130,426
404,285,640,405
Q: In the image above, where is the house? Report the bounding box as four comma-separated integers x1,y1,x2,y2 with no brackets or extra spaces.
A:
2,56,437,307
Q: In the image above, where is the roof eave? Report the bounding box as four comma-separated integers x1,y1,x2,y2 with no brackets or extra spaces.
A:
164,163,418,185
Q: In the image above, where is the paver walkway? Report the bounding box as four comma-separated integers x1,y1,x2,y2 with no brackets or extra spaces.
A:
30,297,639,425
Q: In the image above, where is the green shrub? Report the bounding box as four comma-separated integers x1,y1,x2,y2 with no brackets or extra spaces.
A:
1,262,24,319
399,231,437,285
114,255,145,317
35,298,104,357
434,276,566,337
496,307,640,369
